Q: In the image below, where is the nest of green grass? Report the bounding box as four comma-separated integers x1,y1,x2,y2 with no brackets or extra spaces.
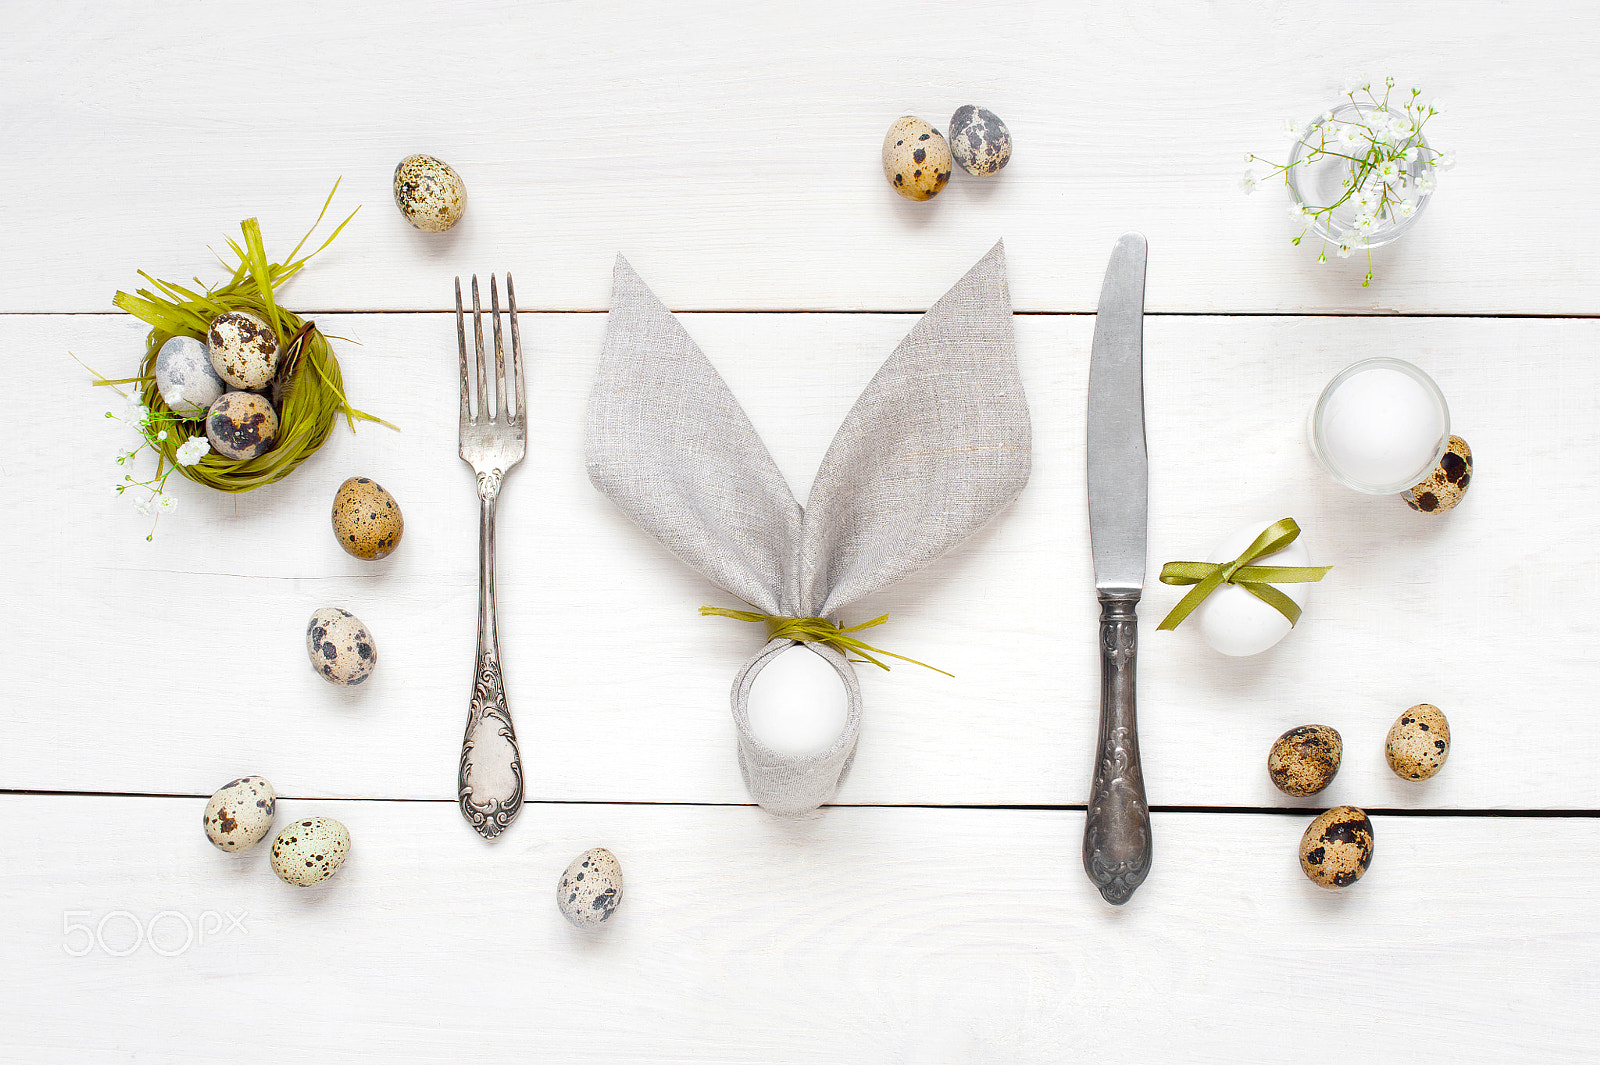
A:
104,181,393,493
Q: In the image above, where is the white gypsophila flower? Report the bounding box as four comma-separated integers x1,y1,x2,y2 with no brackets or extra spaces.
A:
1402,146,1419,162
1288,202,1309,220
1354,187,1379,210
1341,83,1359,97
156,493,178,513
1376,159,1403,184
156,429,169,442
1240,171,1258,194
1389,115,1416,139
1352,213,1377,234
132,491,156,516
114,391,149,426
1395,199,1417,219
1417,172,1437,194
1322,110,1333,122
1437,151,1457,170
1335,123,1364,149
1284,118,1305,140
174,436,211,466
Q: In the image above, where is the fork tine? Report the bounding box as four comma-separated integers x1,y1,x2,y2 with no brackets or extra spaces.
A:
454,277,470,424
506,274,524,422
471,275,489,421
490,275,507,423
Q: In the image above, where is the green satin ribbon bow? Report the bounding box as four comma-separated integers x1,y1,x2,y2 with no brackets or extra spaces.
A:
700,606,953,677
1157,518,1332,632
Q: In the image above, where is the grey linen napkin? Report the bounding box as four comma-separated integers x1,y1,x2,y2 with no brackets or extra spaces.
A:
585,241,1031,814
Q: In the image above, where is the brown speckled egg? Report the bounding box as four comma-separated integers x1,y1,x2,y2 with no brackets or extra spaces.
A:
1386,703,1451,780
1403,435,1472,513
556,847,624,929
306,607,377,686
948,105,1012,176
1268,724,1343,796
394,153,467,233
270,817,350,887
205,392,278,460
202,775,276,853
331,477,404,560
1299,805,1374,889
882,116,952,201
207,310,280,390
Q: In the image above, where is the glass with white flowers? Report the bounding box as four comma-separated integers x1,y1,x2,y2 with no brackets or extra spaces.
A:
1247,80,1454,284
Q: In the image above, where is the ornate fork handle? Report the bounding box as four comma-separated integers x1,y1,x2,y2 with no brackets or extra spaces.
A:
459,472,523,838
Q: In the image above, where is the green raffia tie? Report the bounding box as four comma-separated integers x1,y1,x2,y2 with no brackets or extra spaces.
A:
1156,517,1332,631
700,606,953,677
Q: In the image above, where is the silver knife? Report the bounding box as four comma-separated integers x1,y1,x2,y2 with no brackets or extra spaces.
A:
1083,232,1152,905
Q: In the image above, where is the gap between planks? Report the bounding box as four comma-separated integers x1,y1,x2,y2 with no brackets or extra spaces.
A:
2,789,1595,818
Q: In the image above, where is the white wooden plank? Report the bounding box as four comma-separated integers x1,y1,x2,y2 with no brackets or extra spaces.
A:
3,311,1596,808
1,798,1594,1063
2,0,1597,314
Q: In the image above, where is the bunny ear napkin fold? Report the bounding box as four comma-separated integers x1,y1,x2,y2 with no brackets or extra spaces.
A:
585,241,1031,815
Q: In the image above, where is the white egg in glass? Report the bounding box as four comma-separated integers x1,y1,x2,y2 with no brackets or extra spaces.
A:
1194,520,1318,657
745,645,850,758
1311,357,1449,494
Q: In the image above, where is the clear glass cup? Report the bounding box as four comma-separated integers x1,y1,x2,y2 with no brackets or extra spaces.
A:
1310,357,1450,494
1287,102,1433,250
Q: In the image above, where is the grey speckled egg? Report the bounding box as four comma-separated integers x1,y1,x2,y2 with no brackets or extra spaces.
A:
557,847,623,929
203,775,276,853
307,607,377,686
1386,703,1451,781
394,153,467,233
1299,805,1374,889
270,817,350,886
882,116,952,201
948,105,1012,176
1403,435,1472,514
205,391,278,460
154,335,226,416
207,311,280,390
1268,724,1343,797
331,476,404,560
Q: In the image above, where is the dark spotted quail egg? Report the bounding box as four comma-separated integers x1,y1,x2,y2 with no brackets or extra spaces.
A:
203,775,276,853
394,153,467,233
306,607,377,686
557,847,624,929
1386,703,1450,780
205,391,278,460
331,476,404,560
1403,435,1472,513
154,336,226,416
1299,805,1374,889
1268,724,1342,796
270,817,350,886
882,116,953,201
207,310,280,390
948,105,1012,176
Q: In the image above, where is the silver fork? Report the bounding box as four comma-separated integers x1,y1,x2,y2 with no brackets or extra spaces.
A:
455,274,526,840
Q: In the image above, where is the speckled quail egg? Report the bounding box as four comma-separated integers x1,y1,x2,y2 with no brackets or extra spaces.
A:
154,335,227,416
270,817,350,886
306,607,378,686
557,847,624,929
331,477,404,560
1386,703,1451,780
948,105,1012,176
394,153,467,233
1403,435,1472,513
205,391,279,460
882,116,953,201
202,775,276,853
207,310,280,390
1299,805,1374,889
1268,724,1343,797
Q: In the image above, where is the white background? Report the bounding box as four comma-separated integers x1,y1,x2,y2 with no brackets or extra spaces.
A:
2,1,1597,1061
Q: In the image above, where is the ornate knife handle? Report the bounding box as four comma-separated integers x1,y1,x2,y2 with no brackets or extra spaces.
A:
458,485,524,840
1083,595,1151,904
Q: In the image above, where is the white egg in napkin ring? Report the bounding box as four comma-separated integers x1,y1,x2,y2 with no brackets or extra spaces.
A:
585,241,1032,815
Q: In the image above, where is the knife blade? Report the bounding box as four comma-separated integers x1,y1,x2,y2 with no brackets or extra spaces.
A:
1082,232,1153,905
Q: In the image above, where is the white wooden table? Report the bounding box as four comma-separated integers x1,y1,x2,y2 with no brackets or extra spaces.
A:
4,2,1598,1060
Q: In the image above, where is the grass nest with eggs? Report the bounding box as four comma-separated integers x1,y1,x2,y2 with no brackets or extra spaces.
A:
102,181,392,493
